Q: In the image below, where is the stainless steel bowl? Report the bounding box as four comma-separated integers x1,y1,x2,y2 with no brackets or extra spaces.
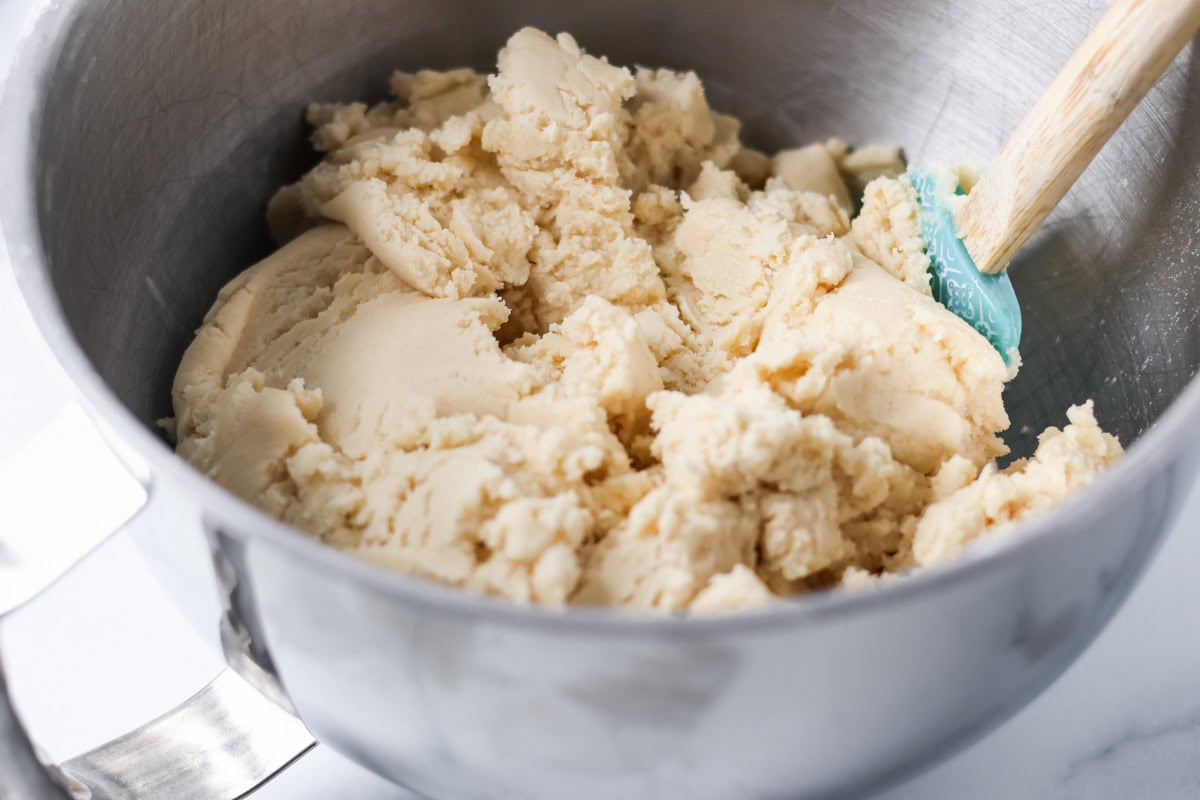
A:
2,1,1199,798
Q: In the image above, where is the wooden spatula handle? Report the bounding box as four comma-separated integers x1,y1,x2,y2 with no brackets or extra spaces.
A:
957,0,1200,275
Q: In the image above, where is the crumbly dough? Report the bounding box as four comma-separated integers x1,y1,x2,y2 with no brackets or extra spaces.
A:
173,28,1121,613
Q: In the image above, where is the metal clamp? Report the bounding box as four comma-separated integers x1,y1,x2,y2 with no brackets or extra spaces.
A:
0,404,315,799
3,665,314,800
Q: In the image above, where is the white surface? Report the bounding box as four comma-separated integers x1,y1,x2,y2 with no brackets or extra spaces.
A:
3,3,1200,797
0,404,147,614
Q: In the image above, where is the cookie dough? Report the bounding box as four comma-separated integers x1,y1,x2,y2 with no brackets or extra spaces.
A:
173,27,1121,612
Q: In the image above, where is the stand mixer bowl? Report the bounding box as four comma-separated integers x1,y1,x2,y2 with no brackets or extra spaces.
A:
4,1,1200,797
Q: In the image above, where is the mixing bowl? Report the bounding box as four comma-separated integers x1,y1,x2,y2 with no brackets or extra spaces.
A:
2,1,1199,798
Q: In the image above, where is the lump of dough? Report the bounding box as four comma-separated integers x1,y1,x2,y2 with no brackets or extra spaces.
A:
353,418,601,605
770,143,853,213
829,139,907,201
174,224,381,441
303,69,489,153
657,179,851,384
574,486,760,611
851,175,932,295
913,402,1122,566
173,225,629,605
508,296,662,460
288,129,536,300
177,367,365,549
649,375,925,586
691,565,776,613
756,252,1010,475
174,225,543,457
622,67,743,191
483,30,672,338
576,372,927,611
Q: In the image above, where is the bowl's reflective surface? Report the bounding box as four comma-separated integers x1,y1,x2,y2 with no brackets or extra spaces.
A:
8,0,1200,796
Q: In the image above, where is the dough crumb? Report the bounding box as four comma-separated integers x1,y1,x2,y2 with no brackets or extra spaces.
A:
692,565,777,613
913,402,1121,566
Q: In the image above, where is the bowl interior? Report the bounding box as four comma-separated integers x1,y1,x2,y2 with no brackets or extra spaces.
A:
30,0,1200,456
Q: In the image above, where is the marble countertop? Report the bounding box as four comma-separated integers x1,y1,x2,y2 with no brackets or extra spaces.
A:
3,1,1200,796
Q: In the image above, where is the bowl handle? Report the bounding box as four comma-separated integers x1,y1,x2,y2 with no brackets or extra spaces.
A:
0,402,316,799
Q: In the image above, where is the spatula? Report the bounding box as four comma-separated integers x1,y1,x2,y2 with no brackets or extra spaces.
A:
912,0,1200,363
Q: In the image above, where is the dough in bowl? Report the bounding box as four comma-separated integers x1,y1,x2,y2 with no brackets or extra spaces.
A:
172,27,1121,613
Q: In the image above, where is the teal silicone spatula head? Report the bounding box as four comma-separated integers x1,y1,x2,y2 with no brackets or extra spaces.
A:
909,167,1022,366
